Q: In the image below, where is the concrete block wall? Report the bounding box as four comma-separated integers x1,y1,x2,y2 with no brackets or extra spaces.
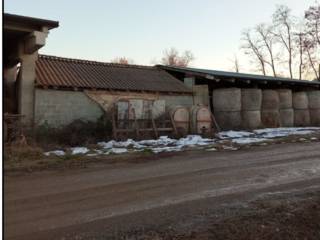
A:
34,89,194,127
34,89,104,127
192,85,209,106
159,95,194,109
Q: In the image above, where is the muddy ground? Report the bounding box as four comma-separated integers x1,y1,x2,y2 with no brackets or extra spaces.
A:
5,141,320,240
115,190,320,240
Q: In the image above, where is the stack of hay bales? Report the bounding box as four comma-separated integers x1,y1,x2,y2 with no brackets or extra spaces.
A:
261,90,280,128
293,92,310,127
308,91,320,126
241,89,262,129
212,88,241,130
278,89,294,127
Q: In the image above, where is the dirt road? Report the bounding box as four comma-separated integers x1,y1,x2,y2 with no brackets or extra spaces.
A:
4,142,320,240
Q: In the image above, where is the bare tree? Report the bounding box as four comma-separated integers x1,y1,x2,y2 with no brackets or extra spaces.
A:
305,4,320,45
305,3,320,80
239,3,320,80
272,5,295,79
255,24,278,77
303,37,320,80
161,47,194,67
241,30,267,75
232,54,240,73
111,57,134,65
295,32,306,80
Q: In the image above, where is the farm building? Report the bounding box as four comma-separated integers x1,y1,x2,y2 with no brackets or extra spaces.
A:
3,13,320,141
159,65,320,129
34,55,193,127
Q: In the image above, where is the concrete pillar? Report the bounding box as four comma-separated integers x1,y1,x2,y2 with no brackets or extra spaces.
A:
17,52,38,126
4,65,18,114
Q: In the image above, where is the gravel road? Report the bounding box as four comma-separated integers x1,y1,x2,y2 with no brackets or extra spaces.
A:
4,142,320,240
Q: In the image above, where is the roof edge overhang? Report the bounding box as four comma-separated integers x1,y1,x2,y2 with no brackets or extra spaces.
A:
4,13,59,30
35,84,193,95
157,65,320,88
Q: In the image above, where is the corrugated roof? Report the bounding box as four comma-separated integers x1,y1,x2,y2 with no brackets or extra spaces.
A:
159,65,320,88
36,55,192,93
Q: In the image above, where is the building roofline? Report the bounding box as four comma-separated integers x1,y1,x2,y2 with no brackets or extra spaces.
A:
158,65,320,87
39,54,158,70
4,13,59,29
36,55,192,94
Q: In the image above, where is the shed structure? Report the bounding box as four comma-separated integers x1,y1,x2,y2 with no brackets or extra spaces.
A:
34,55,193,127
159,65,320,110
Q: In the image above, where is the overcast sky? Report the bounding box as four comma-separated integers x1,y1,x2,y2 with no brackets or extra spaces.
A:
4,0,316,73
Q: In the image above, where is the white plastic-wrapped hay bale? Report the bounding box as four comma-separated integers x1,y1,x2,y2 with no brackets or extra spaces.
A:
293,92,309,109
241,89,262,111
307,91,320,109
212,88,241,111
261,110,280,128
310,109,320,126
307,91,320,126
279,109,294,127
261,90,280,128
190,106,212,135
278,89,293,109
294,109,311,127
293,92,310,127
242,110,261,129
214,110,241,130
170,106,190,135
277,89,293,127
262,90,280,110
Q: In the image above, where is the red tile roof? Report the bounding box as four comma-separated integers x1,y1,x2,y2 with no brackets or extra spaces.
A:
36,55,192,93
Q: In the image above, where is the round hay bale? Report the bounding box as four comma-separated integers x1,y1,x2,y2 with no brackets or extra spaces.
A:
293,92,308,109
261,110,280,128
214,111,241,130
308,91,320,109
279,109,294,127
241,89,262,111
241,110,261,129
294,109,310,127
278,89,292,109
212,88,241,111
310,109,320,126
262,90,279,110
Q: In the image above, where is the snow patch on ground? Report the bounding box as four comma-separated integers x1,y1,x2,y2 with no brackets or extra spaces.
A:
254,127,320,138
44,150,65,156
45,127,320,157
232,138,269,145
71,147,89,155
218,131,254,139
